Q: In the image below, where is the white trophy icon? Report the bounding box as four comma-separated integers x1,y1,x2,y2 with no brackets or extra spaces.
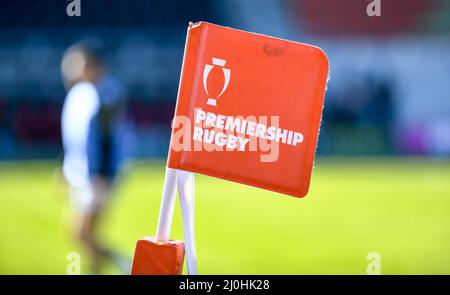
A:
203,57,231,107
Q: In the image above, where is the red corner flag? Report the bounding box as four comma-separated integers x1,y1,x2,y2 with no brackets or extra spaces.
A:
132,21,329,275
168,21,328,198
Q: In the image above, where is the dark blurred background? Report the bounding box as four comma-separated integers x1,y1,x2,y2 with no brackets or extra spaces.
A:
0,0,449,160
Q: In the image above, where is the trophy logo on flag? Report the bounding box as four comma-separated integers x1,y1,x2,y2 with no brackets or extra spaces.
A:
203,57,231,106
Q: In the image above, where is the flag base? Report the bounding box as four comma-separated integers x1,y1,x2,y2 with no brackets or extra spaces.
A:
131,237,185,275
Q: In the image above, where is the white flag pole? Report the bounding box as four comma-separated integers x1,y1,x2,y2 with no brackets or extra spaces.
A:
155,167,178,243
177,169,197,275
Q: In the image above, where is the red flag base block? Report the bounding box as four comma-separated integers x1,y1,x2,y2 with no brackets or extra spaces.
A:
131,237,185,275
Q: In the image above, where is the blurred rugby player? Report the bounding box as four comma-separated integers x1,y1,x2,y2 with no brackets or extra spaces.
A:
60,40,129,273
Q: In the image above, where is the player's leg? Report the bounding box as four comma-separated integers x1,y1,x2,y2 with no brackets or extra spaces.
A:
70,177,109,273
81,176,131,273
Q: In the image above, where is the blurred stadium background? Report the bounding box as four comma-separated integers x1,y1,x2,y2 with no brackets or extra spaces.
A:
0,0,449,274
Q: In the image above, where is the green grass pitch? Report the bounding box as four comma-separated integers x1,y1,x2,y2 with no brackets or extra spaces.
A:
0,158,449,274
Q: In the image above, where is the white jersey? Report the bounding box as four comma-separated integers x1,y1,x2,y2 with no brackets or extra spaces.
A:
61,82,100,188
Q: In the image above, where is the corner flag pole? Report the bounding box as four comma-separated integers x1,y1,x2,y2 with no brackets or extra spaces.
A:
156,167,177,243
155,167,198,274
177,170,197,275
